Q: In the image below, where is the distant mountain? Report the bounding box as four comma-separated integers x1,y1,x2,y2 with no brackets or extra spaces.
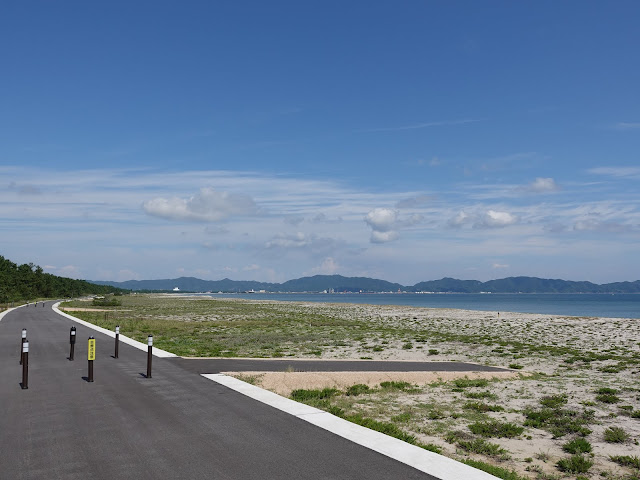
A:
91,275,640,294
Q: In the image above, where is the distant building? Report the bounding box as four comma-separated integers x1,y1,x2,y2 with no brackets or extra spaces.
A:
173,287,180,292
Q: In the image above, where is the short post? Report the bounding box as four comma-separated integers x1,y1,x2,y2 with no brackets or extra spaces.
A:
20,328,27,365
114,325,120,358
87,336,95,382
146,335,153,378
69,326,76,360
21,340,29,389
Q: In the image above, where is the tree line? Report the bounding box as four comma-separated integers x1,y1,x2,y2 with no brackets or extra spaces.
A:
0,255,124,304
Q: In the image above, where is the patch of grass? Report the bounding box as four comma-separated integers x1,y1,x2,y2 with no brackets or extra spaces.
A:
419,443,442,454
344,413,416,443
468,420,524,438
556,455,593,474
379,381,419,392
454,378,490,389
345,384,372,396
562,437,592,454
428,349,439,355
596,387,622,404
463,401,505,413
232,373,262,385
457,437,508,456
523,407,594,438
391,412,412,423
462,459,527,480
290,388,340,402
509,363,524,369
610,455,640,469
402,342,413,349
465,391,498,400
604,426,630,443
540,394,568,409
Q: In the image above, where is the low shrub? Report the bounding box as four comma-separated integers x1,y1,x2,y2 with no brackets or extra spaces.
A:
468,420,524,438
562,437,592,454
556,455,593,474
610,455,640,469
346,384,371,396
457,438,507,456
603,426,629,443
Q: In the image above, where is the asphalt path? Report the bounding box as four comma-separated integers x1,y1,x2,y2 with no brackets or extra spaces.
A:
0,302,439,480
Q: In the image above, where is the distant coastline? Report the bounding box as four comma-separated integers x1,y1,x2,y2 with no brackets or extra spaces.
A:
91,274,640,295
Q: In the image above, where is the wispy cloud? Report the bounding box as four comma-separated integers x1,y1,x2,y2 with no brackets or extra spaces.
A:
359,118,482,133
611,122,640,130
588,167,640,179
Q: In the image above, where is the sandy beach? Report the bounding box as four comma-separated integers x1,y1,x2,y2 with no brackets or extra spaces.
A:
216,301,640,480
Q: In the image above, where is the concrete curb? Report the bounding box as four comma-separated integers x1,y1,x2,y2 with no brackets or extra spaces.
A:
203,373,500,480
52,302,177,358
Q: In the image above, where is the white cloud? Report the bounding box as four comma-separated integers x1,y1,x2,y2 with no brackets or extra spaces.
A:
365,208,397,231
243,264,260,271
309,257,341,275
370,230,400,243
265,232,313,249
528,177,559,193
143,187,259,222
492,263,510,269
448,211,471,228
365,208,399,243
475,210,518,229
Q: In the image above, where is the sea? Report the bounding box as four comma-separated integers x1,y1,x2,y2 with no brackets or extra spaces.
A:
181,292,640,319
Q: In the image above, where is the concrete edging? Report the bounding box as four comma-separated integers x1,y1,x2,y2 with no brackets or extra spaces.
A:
202,373,500,480
52,302,177,358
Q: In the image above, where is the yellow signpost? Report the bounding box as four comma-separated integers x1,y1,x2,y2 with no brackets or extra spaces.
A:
88,338,96,361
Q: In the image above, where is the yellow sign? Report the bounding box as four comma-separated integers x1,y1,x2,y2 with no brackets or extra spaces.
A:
88,338,96,360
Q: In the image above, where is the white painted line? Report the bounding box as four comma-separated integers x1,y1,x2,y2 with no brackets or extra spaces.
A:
202,374,500,480
52,302,177,358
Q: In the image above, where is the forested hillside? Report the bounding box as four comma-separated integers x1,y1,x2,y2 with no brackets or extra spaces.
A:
0,255,122,304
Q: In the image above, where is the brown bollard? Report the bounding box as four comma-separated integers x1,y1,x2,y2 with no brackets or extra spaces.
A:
20,328,26,365
87,336,95,382
146,335,153,378
114,326,120,358
21,340,29,389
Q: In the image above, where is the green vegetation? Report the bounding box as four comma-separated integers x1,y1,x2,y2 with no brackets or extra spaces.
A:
345,384,372,396
562,437,592,454
603,426,630,443
468,420,524,438
462,459,528,480
595,387,622,404
523,397,594,438
610,455,640,469
0,255,122,304
556,454,593,474
454,378,490,389
457,438,508,456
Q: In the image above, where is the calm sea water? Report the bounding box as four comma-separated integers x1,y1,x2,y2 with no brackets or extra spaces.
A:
187,293,640,319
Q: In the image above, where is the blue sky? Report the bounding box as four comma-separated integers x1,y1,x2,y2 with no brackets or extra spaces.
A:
1,1,639,284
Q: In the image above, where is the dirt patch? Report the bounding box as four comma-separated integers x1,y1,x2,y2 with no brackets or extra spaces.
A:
225,370,520,396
